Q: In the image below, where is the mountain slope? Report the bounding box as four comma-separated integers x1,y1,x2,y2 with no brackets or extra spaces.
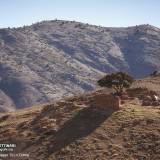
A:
0,20,160,111
0,86,159,160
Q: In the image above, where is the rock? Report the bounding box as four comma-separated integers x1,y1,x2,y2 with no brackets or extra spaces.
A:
152,101,160,106
142,100,151,106
151,95,159,101
144,95,152,101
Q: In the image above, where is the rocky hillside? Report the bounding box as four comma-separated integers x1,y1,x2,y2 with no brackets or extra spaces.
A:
0,84,159,160
0,20,160,111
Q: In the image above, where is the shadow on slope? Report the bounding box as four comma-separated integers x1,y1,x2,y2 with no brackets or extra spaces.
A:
48,106,114,153
113,34,156,78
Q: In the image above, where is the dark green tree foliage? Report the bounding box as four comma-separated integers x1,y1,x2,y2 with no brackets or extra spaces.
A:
150,70,160,76
98,72,134,95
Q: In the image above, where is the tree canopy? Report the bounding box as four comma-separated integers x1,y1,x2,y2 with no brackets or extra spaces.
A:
97,72,134,95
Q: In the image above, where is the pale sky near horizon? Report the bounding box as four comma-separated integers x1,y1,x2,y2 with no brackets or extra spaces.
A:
0,0,160,28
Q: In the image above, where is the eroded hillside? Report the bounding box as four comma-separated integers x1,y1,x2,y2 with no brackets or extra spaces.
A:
0,20,160,111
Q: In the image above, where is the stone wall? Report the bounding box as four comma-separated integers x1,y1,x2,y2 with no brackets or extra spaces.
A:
90,93,120,110
126,87,160,106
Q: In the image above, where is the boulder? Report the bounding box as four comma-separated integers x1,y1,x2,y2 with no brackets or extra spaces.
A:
144,95,152,101
151,95,159,101
142,100,151,106
151,101,160,106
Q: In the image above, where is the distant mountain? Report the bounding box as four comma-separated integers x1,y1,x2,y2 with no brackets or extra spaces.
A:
0,20,160,111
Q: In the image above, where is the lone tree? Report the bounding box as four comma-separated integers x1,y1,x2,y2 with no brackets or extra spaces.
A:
97,72,134,95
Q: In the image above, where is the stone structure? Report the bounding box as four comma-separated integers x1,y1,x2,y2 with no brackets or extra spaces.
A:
126,87,160,106
90,93,120,110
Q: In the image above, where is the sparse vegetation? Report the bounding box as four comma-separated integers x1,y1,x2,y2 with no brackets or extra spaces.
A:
0,88,159,160
98,72,134,95
0,21,160,111
150,70,160,76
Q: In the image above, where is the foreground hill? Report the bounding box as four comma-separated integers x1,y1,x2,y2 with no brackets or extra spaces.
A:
0,84,160,159
0,20,160,111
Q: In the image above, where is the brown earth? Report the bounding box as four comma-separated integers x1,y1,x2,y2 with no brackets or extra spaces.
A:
0,80,160,160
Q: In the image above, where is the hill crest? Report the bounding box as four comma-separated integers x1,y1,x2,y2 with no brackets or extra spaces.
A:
0,20,160,111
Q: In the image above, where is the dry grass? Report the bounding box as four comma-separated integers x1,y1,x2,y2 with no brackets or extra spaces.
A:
0,76,160,159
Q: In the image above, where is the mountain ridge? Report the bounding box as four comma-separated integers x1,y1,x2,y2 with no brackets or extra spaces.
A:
0,20,160,111
1,19,159,30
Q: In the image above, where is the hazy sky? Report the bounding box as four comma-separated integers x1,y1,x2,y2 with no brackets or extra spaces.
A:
0,0,160,28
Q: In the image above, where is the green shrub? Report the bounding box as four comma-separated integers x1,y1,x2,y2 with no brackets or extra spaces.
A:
98,72,134,95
